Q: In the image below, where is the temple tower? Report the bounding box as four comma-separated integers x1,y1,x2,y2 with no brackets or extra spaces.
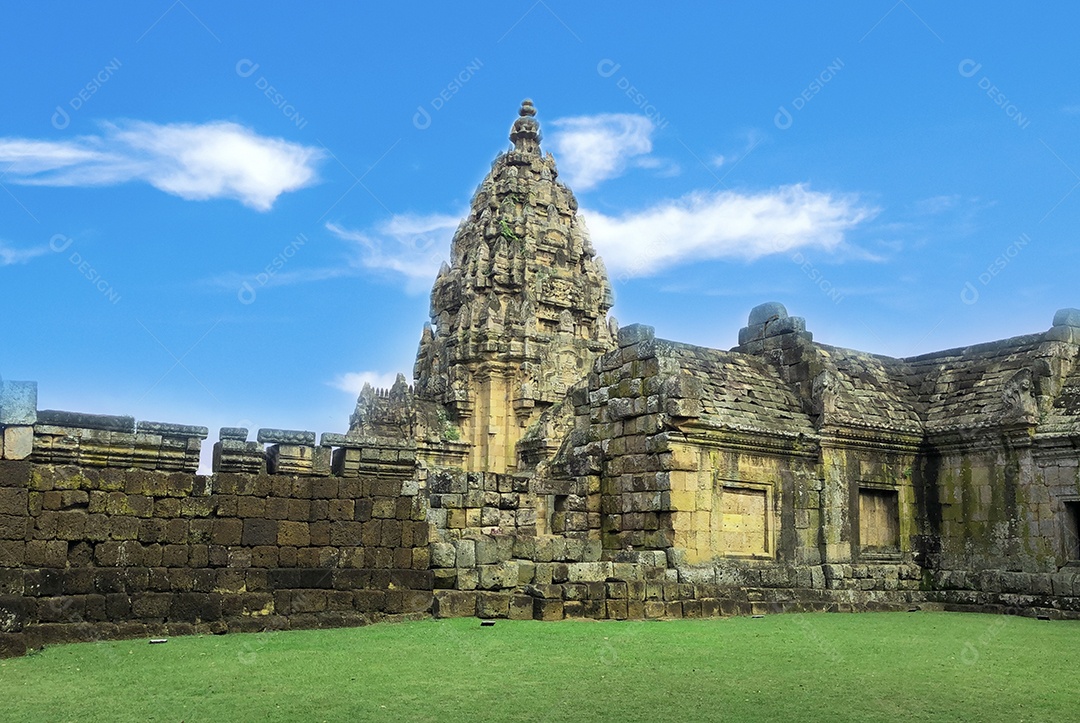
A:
412,100,616,473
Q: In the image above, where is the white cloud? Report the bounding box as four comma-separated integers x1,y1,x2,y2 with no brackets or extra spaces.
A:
0,240,48,266
583,184,876,277
0,120,322,210
329,185,873,288
325,213,461,292
331,370,402,396
547,114,656,190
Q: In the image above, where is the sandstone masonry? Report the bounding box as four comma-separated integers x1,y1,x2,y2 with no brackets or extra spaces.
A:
3,101,1080,657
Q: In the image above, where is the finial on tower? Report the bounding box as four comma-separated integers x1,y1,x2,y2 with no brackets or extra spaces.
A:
510,98,541,155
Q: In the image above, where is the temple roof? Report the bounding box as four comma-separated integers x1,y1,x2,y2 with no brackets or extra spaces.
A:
414,101,614,409
662,303,1080,443
656,339,816,439
812,345,924,435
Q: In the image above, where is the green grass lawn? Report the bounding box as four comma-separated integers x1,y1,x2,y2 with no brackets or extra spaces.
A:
3,612,1077,722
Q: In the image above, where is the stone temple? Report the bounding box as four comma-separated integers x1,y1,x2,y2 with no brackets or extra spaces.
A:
3,101,1080,655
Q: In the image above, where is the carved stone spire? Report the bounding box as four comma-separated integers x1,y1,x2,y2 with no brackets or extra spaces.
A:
412,100,616,473
510,99,541,155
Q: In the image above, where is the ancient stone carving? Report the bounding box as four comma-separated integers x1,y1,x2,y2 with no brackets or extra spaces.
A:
390,100,616,472
812,370,838,422
1000,368,1038,422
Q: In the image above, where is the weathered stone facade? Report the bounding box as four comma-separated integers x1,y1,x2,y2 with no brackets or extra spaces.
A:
4,101,1080,657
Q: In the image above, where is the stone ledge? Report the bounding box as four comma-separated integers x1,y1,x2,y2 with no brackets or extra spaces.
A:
320,432,360,447
138,421,208,439
257,429,316,445
36,410,135,433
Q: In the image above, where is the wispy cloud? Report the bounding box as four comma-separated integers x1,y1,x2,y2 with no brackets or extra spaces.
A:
0,240,49,266
710,129,766,169
325,213,460,292
892,194,990,246
330,370,402,396
0,120,322,210
200,213,459,295
203,265,355,292
913,194,961,215
547,113,660,190
584,184,877,277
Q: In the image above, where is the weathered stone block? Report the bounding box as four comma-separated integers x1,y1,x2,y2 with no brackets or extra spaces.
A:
433,568,457,589
211,519,243,546
1053,308,1080,328
605,581,628,599
533,597,563,621
432,590,477,618
3,427,33,461
431,542,457,568
622,324,652,350
644,600,667,618
531,563,552,585
456,567,478,591
0,382,36,426
277,521,310,548
477,592,511,618
1052,573,1075,597
241,519,278,547
478,562,518,590
508,594,533,620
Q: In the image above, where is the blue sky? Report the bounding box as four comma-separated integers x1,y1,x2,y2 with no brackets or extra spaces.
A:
2,3,1078,470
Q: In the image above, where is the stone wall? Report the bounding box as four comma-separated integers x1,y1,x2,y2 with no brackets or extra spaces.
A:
515,323,1080,618
912,432,1080,611
8,315,1080,661
0,456,431,659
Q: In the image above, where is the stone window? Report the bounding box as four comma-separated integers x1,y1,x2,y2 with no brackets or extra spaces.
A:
552,494,568,533
858,487,900,555
718,485,769,556
1065,501,1080,561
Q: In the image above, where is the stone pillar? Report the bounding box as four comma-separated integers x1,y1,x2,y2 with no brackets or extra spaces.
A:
212,427,266,473
819,444,853,566
258,428,317,475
